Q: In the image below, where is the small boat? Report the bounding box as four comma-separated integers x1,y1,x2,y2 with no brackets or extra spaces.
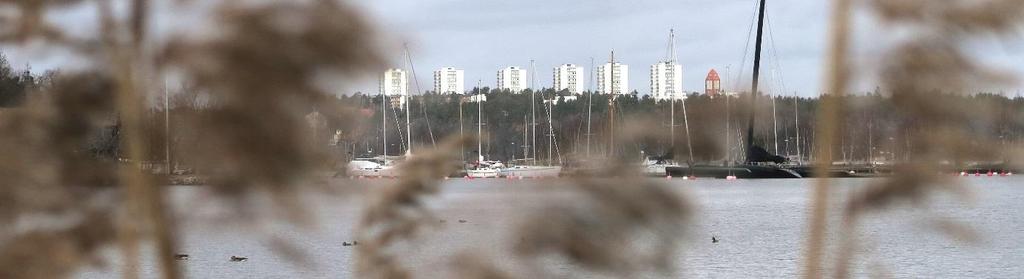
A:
347,156,401,178
500,165,562,178
467,160,502,178
641,149,680,177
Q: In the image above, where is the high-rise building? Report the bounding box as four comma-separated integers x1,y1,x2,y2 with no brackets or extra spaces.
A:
380,68,408,107
705,69,721,96
650,61,682,101
497,66,527,93
553,64,585,95
597,62,629,95
433,67,465,94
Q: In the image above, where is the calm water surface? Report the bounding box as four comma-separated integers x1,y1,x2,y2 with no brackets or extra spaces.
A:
77,177,1024,278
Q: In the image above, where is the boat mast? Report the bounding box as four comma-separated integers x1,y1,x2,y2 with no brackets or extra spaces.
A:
607,50,616,157
404,49,412,156
523,115,529,161
531,60,538,165
668,29,675,145
745,0,767,164
725,67,731,166
794,93,801,163
459,98,464,162
382,75,388,166
586,57,594,158
477,80,484,163
772,87,779,155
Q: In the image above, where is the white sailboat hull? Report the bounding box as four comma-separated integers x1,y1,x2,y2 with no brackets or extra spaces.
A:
348,166,400,178
643,164,677,177
500,166,562,178
466,168,500,178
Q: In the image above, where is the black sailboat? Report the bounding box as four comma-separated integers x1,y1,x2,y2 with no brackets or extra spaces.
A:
668,0,802,179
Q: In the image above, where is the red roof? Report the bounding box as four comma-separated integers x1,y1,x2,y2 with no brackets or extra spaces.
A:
706,69,720,81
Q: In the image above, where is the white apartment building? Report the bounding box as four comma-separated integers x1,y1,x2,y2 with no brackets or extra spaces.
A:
597,62,629,95
650,61,683,101
497,66,528,93
433,67,465,94
380,68,408,107
552,64,585,95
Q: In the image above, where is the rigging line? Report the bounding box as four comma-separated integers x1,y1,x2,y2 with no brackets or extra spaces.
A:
767,13,794,158
733,0,761,91
766,14,789,97
764,14,781,154
390,102,407,152
545,96,563,165
404,45,437,148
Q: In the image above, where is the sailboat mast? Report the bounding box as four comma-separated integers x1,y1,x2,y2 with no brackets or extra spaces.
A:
404,50,412,156
531,60,538,165
669,29,676,145
477,81,483,162
794,93,801,163
772,90,779,155
607,50,616,156
382,80,388,166
725,77,731,165
459,98,464,162
523,115,529,161
745,0,767,163
586,57,594,158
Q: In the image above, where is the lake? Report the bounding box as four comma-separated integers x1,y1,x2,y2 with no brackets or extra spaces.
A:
77,177,1024,278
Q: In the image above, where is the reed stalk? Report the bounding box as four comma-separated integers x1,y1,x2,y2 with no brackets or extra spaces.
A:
99,0,179,278
803,0,851,278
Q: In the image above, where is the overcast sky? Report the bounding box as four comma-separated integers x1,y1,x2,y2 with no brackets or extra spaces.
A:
2,0,1021,97
351,0,1024,97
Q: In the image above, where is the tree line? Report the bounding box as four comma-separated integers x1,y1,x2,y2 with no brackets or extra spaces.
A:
329,88,1023,165
4,63,1021,166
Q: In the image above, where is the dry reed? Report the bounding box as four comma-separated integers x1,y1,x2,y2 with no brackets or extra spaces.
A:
1,0,1022,278
810,0,1024,278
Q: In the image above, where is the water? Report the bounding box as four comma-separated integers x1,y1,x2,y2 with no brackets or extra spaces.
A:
77,177,1024,278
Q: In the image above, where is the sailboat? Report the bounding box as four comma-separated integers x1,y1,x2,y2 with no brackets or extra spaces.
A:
347,87,401,178
466,84,502,178
500,61,562,178
642,29,687,177
668,0,801,179
350,49,422,178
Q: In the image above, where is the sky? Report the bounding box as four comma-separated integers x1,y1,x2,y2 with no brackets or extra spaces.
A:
351,0,830,96
2,0,1022,97
349,0,1024,97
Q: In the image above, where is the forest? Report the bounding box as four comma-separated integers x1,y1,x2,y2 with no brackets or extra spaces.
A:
164,87,1024,166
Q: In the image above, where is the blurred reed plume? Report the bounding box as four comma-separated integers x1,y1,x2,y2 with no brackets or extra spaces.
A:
0,72,119,279
2,0,382,278
1,0,1022,278
356,136,468,279
432,119,693,278
162,0,383,221
805,0,1024,278
511,170,692,277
